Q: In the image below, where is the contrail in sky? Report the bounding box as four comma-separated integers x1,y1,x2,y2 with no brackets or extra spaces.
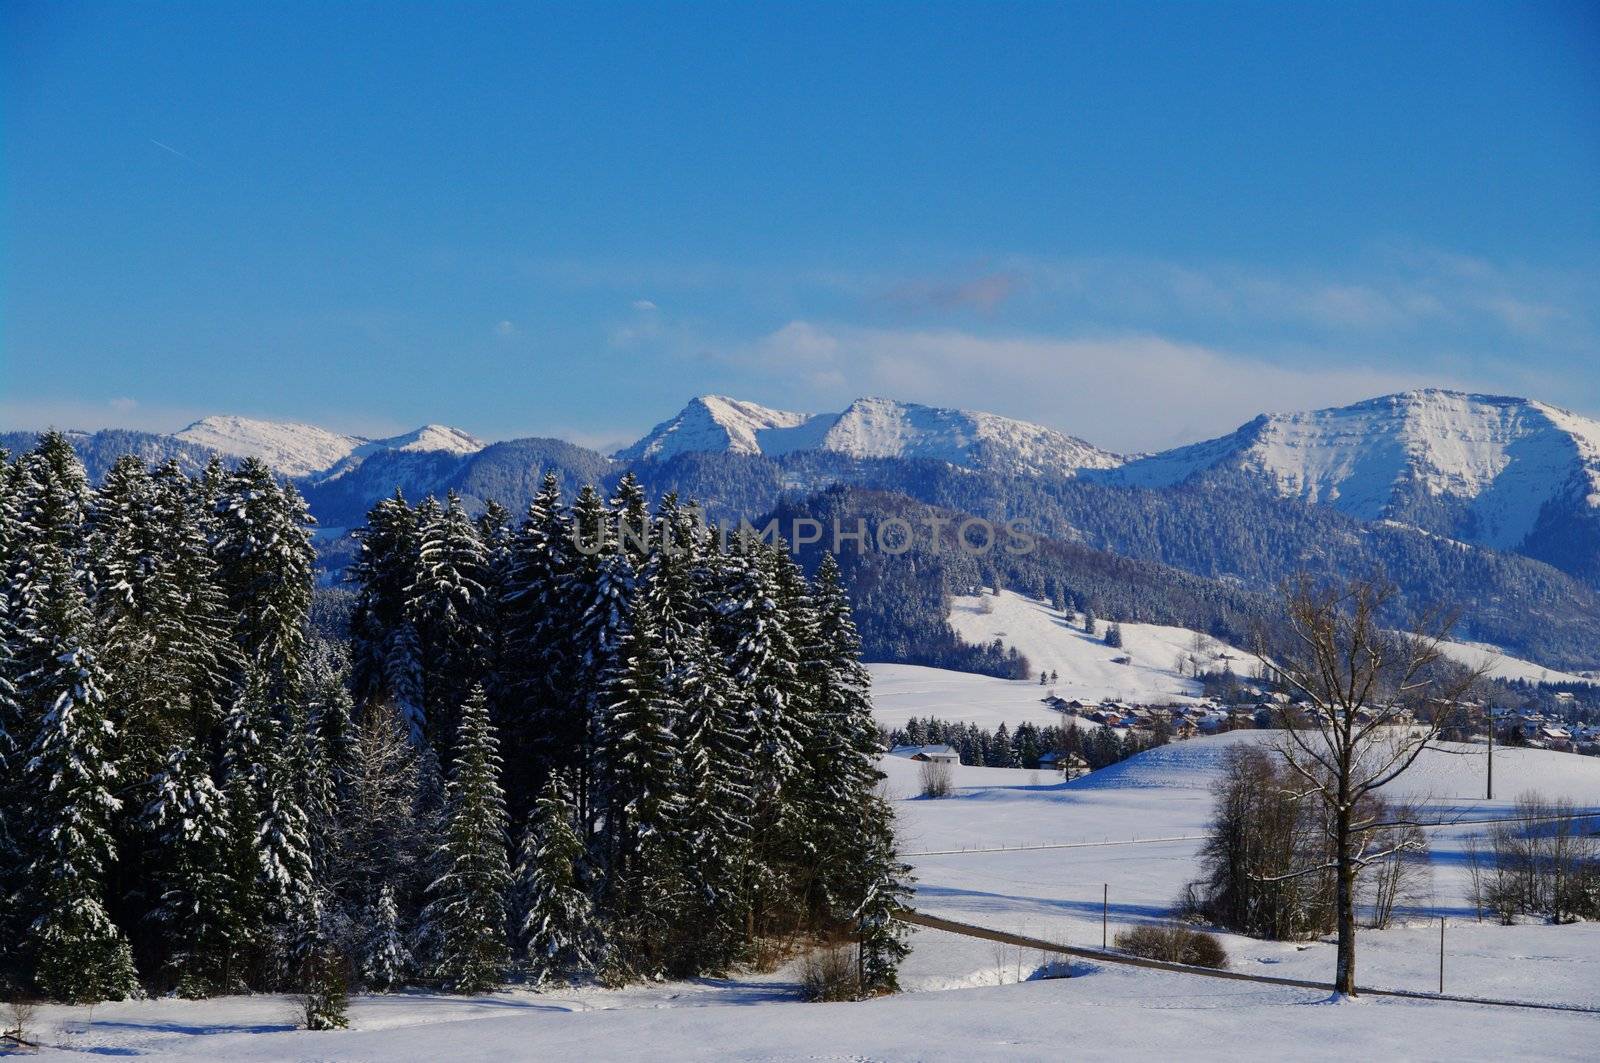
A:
149,139,198,164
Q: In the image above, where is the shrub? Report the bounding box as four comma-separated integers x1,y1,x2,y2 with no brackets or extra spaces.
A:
918,759,953,799
1114,925,1228,970
295,949,350,1031
802,945,860,1002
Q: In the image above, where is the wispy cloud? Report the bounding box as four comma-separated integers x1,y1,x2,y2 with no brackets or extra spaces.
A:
742,322,1450,452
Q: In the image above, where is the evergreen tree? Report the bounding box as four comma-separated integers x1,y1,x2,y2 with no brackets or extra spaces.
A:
603,610,687,975
358,884,412,991
145,742,244,996
409,492,490,751
513,774,595,984
23,627,141,1001
1105,622,1124,649
349,491,424,740
425,686,510,993
211,459,316,699
800,555,884,919
500,473,573,801
851,795,913,995
673,630,753,968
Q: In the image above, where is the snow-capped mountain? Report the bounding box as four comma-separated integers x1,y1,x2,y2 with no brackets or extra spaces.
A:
175,415,367,478
1112,389,1600,567
616,395,1123,477
175,415,483,479
613,396,816,461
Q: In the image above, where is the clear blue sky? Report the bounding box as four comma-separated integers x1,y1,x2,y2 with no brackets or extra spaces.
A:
4,1,1597,452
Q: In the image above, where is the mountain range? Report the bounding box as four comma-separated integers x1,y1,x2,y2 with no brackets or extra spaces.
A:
8,388,1600,670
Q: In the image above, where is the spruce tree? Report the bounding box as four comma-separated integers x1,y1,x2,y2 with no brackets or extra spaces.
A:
409,492,489,751
145,742,244,996
349,491,423,738
801,555,884,918
851,794,913,995
500,473,573,803
23,623,142,1001
513,774,595,985
603,610,687,974
425,686,510,993
358,884,412,991
211,459,316,699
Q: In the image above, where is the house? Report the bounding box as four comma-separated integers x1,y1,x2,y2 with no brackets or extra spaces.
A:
890,743,960,765
1039,751,1091,776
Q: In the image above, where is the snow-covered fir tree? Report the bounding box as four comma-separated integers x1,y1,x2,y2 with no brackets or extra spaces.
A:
425,685,510,993
22,603,142,1002
602,609,689,976
144,741,245,997
358,884,412,991
0,436,911,999
409,492,490,749
211,458,316,699
513,773,595,985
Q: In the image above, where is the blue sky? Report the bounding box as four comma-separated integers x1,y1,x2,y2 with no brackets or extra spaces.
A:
4,1,1597,453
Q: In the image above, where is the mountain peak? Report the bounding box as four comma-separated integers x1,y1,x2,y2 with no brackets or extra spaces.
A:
613,396,813,461
175,415,484,478
175,415,367,477
615,394,1122,476
1113,389,1600,556
374,424,484,455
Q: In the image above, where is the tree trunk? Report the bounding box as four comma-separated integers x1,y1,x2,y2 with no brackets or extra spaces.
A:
1334,806,1357,996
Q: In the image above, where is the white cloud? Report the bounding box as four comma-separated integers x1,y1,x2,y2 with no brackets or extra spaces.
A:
495,320,517,336
0,397,198,435
743,322,1450,452
631,299,658,312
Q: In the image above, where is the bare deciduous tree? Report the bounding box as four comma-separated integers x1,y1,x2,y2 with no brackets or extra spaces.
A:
918,759,954,799
1253,576,1486,996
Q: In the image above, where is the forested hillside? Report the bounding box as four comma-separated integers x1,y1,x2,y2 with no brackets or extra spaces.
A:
0,435,908,1006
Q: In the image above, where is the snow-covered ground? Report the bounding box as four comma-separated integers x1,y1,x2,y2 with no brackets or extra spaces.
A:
947,588,1251,704
885,731,1600,1011
869,663,1090,731
940,587,1589,705
1436,639,1596,685
25,668,1600,1060
25,959,1596,1061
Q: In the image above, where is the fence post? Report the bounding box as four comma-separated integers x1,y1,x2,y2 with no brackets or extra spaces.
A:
1439,917,1445,995
1102,884,1108,949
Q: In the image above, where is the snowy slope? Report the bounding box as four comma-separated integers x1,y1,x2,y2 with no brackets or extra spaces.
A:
869,663,1096,731
27,962,1597,1061
371,423,483,456
1435,639,1596,685
174,416,484,478
612,395,815,461
1111,389,1600,553
616,395,1123,477
34,722,1600,1060
946,589,1251,705
175,415,368,477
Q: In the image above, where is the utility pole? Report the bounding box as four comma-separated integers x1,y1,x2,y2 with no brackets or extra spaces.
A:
1486,706,1494,801
1439,917,1445,995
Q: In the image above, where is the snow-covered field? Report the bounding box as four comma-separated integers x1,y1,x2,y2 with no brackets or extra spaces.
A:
1436,639,1596,685
940,587,1590,704
946,589,1252,705
25,667,1600,1061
